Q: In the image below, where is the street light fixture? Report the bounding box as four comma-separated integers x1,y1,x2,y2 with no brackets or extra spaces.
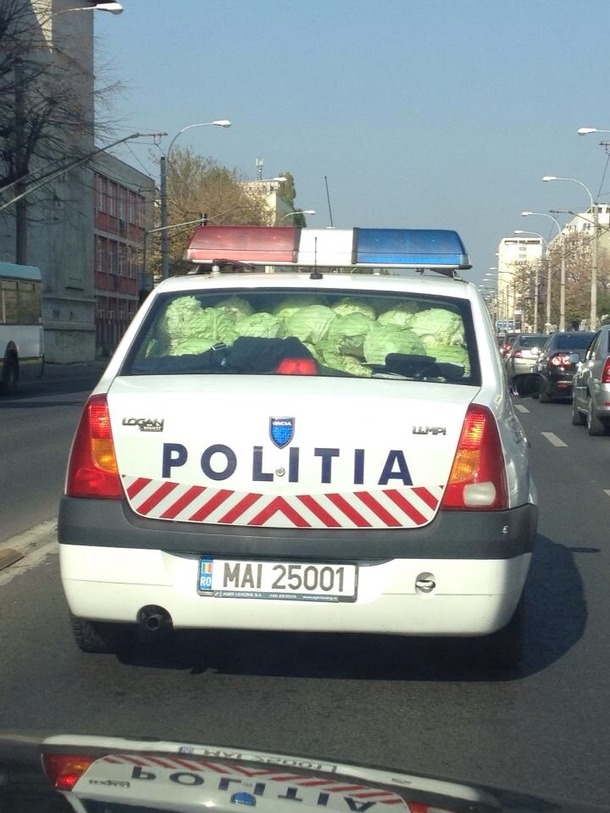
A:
542,175,598,329
279,209,316,223
160,120,231,279
577,127,610,136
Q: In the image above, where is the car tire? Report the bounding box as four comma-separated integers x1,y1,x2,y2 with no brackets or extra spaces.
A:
475,594,525,671
587,396,607,436
572,399,586,426
0,353,18,395
70,614,138,655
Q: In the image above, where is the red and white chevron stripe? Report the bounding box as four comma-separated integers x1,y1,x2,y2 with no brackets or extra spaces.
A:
122,476,442,529
102,755,407,804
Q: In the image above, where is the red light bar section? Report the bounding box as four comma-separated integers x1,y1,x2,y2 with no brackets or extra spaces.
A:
185,226,298,264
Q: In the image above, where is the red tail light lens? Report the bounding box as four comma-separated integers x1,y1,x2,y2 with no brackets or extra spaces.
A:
66,394,123,499
602,357,610,384
275,358,318,375
441,404,508,510
43,753,97,791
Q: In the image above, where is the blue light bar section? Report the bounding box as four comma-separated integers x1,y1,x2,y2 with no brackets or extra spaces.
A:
355,229,470,268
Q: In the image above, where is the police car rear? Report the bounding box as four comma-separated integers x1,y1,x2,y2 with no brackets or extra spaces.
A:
58,227,537,669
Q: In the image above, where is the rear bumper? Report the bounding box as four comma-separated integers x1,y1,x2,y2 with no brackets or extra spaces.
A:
59,545,532,636
58,498,537,636
58,497,537,561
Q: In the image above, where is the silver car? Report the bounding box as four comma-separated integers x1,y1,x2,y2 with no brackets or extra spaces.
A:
505,333,546,381
571,325,610,435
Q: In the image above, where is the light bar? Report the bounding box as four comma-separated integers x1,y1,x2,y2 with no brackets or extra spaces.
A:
355,228,470,268
185,226,299,264
184,227,471,271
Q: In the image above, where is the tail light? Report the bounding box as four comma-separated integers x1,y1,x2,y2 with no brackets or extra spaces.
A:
441,404,508,510
275,358,318,375
551,352,575,366
43,753,97,791
602,358,610,384
66,394,124,499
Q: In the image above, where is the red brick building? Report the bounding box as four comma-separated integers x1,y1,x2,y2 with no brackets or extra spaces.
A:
93,153,154,356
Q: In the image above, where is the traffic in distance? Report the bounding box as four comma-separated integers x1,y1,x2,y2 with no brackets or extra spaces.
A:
57,226,538,671
503,324,610,435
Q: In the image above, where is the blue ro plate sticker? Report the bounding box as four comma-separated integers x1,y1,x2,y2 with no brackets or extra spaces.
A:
198,558,357,602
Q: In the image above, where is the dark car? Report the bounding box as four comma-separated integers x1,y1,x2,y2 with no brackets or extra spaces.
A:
571,324,610,435
535,330,595,403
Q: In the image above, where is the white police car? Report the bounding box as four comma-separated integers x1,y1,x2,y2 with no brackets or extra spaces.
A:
58,226,537,668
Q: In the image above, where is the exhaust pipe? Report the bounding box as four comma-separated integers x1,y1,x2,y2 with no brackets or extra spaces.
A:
137,605,173,633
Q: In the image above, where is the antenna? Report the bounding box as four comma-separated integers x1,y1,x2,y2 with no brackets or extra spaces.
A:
324,175,334,227
255,158,264,180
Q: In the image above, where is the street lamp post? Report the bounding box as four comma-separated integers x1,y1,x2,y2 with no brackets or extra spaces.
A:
160,120,231,279
514,230,546,332
522,210,565,332
542,176,598,329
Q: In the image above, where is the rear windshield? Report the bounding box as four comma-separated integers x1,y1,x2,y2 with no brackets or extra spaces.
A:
518,335,546,348
122,288,480,385
556,333,593,350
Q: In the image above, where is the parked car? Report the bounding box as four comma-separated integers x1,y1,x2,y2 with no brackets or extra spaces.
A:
535,331,596,403
504,333,546,381
571,325,610,435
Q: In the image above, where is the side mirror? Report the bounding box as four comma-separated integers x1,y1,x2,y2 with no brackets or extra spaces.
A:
511,372,545,397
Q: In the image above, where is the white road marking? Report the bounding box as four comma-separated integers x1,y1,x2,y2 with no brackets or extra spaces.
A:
541,432,568,447
604,490,610,498
515,404,529,413
0,521,58,588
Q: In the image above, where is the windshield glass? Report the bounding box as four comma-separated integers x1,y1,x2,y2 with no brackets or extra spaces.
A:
556,333,593,350
122,287,479,384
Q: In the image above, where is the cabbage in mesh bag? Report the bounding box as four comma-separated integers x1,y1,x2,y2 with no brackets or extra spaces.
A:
216,296,254,321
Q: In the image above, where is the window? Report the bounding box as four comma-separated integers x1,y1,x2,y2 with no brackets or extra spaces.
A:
123,288,479,386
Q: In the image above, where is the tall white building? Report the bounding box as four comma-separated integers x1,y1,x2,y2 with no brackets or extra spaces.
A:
496,236,544,331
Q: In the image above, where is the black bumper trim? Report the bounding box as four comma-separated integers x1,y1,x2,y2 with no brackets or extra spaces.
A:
58,497,537,561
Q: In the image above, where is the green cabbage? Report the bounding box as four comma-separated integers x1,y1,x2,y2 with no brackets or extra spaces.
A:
409,308,464,345
323,313,375,358
377,301,418,328
321,349,372,376
216,296,254,321
363,324,425,364
273,297,320,322
162,298,238,355
283,305,336,343
331,298,377,320
236,312,284,339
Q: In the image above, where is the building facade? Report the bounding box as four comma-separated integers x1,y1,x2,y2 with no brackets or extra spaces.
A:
496,236,544,331
93,153,154,357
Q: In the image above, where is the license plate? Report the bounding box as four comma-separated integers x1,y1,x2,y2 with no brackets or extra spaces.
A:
198,558,357,602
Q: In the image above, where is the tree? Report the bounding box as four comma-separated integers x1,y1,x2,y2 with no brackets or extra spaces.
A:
0,0,121,261
163,147,277,275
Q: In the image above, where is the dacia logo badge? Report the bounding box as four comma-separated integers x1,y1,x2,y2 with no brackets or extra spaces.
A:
270,417,295,449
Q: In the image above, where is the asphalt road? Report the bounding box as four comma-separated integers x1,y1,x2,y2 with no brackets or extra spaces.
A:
1,376,609,807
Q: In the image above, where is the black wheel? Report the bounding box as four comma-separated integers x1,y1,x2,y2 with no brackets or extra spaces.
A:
0,353,18,395
587,396,607,436
572,398,586,426
70,614,138,655
475,594,525,670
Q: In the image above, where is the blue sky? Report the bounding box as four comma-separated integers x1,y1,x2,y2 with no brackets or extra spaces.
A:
95,0,610,283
